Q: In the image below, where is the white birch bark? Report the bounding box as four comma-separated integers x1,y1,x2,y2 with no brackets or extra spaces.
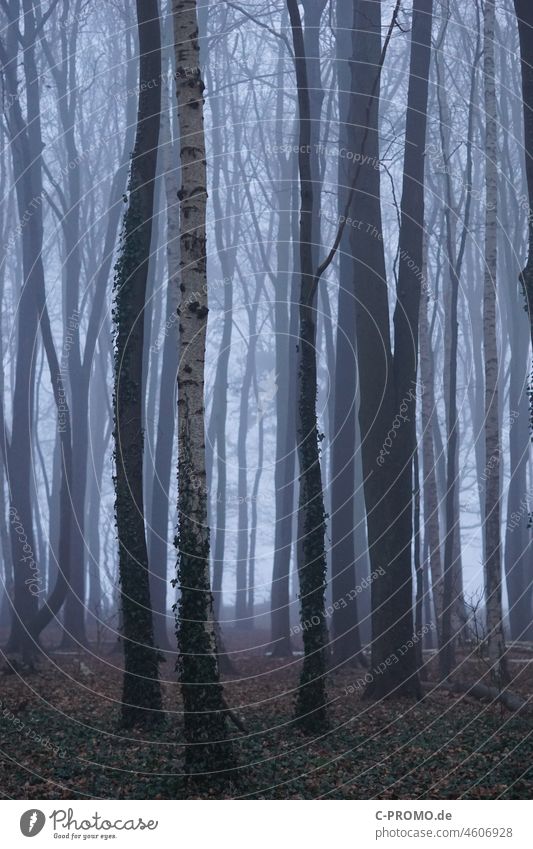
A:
172,0,234,774
173,0,213,644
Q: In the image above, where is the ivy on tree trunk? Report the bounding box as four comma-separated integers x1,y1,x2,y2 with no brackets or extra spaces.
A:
113,0,163,729
172,0,236,781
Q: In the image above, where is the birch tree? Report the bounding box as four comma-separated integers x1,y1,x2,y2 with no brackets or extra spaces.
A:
172,0,235,777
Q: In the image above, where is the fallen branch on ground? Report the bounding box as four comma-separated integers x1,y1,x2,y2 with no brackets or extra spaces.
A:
423,679,530,713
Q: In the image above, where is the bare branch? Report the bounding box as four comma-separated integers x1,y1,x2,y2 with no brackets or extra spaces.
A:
225,1,294,58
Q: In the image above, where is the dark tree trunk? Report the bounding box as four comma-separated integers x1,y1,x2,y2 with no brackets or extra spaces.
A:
349,0,400,698
349,0,431,699
515,2,533,334
271,38,296,657
248,364,265,631
414,448,423,671
513,0,533,642
112,0,163,728
330,0,364,669
287,0,328,733
386,0,433,697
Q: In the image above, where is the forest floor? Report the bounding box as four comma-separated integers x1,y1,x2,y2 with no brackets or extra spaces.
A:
1,631,532,799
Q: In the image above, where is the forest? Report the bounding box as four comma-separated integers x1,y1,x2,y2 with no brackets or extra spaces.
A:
0,0,533,802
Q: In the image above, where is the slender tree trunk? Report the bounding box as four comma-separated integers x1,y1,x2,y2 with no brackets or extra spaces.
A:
330,0,364,668
235,330,255,626
351,0,430,699
87,341,112,637
419,288,443,637
271,37,296,657
287,0,328,732
113,0,163,727
87,397,109,635
142,170,164,532
414,447,424,670
173,0,235,777
248,367,265,631
386,0,432,697
504,225,532,642
515,1,533,337
482,0,509,686
513,0,533,644
206,90,239,620
148,81,180,653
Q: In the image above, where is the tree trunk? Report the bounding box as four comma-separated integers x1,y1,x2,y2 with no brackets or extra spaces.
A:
271,35,296,657
515,1,533,336
113,0,163,727
205,88,239,621
482,0,509,686
513,0,533,643
330,0,364,668
419,238,443,639
147,79,180,653
348,0,429,700
235,328,255,627
384,0,432,697
287,0,329,732
173,0,235,777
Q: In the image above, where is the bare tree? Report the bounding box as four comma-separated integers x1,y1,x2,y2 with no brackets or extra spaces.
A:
172,0,235,777
330,0,365,669
113,0,163,727
515,1,533,340
482,0,509,686
348,0,431,699
286,0,329,732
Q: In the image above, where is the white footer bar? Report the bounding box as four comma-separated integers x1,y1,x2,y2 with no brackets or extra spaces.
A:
2,799,531,848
